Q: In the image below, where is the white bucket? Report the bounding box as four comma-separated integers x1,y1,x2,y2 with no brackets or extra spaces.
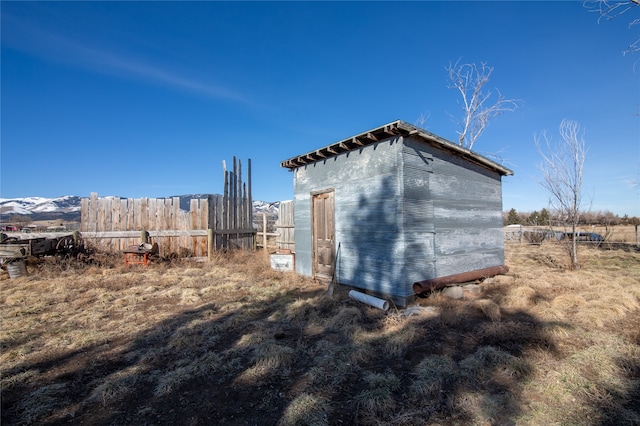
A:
7,260,27,279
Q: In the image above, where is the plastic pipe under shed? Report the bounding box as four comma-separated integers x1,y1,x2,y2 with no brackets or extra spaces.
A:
349,290,390,311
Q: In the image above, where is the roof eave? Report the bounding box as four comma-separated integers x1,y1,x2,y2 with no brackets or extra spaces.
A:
281,120,514,177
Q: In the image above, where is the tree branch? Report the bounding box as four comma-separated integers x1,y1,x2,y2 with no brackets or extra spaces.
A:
447,60,521,149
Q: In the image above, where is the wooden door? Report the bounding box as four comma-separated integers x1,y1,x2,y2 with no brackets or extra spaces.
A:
312,190,335,280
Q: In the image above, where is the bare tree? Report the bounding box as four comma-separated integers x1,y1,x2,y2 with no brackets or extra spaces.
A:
415,111,430,128
584,0,640,56
535,120,588,270
447,60,521,150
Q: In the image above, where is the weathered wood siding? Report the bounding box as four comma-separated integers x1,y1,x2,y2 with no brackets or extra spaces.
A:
81,192,255,256
275,200,295,251
81,193,209,256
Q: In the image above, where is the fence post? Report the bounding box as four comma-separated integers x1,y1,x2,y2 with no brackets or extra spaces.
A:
208,229,214,261
263,212,267,252
519,225,523,244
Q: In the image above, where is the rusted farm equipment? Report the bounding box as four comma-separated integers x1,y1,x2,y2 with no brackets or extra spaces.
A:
123,243,159,267
0,232,90,277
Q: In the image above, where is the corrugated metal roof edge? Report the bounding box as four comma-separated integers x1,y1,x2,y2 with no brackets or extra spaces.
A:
280,119,514,176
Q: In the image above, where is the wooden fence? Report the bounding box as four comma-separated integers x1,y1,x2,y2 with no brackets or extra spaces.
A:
80,158,255,257
81,194,209,256
275,200,295,251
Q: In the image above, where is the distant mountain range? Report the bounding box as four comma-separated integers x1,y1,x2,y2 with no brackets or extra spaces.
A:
0,195,281,223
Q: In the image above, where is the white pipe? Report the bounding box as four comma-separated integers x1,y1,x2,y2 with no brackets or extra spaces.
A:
348,290,389,311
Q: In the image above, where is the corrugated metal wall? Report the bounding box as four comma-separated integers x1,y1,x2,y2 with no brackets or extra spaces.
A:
425,144,505,277
400,140,436,287
294,137,411,301
292,135,506,305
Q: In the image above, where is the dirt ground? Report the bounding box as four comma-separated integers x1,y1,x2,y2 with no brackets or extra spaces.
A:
1,244,639,425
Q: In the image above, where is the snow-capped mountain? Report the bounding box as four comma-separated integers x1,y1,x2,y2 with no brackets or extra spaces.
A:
0,195,281,222
253,200,282,216
0,196,82,221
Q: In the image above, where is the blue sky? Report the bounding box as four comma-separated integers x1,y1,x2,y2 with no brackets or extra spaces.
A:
1,1,639,216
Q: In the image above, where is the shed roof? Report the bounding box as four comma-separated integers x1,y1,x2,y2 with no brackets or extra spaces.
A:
280,120,514,176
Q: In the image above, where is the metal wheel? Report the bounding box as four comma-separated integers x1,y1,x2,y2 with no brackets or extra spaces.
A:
56,235,82,252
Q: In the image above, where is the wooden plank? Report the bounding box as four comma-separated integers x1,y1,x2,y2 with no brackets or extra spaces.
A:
200,198,209,230
213,229,257,235
148,198,157,231
172,197,180,253
171,197,179,254
223,170,229,249
275,200,295,251
232,158,237,241
207,195,215,231
216,195,223,250
190,199,199,229
163,198,170,254
208,194,216,251
112,197,121,232
1,232,78,240
123,199,132,249
200,198,209,256
81,230,209,238
238,159,243,232
133,198,142,231
153,199,163,255
120,198,128,252
157,199,165,231
141,197,149,232
164,198,172,230
0,244,29,258
104,197,115,251
190,199,199,255
248,158,252,235
88,192,98,232
80,198,89,232
125,199,133,233
97,198,106,232
98,198,113,231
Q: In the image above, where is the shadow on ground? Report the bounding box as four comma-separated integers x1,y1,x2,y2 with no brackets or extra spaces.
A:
2,277,582,426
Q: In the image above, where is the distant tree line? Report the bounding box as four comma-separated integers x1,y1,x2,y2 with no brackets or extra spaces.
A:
503,208,640,227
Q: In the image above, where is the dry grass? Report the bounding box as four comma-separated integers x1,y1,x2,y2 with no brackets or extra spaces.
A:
584,224,638,243
1,243,639,425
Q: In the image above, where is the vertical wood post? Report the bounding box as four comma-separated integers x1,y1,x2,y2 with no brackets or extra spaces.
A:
223,161,229,250
233,156,238,247
208,228,214,261
263,212,267,252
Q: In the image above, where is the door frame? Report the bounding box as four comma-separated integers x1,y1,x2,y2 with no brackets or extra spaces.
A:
311,188,335,280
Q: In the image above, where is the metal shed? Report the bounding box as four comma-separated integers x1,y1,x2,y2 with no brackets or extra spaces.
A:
281,120,513,306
